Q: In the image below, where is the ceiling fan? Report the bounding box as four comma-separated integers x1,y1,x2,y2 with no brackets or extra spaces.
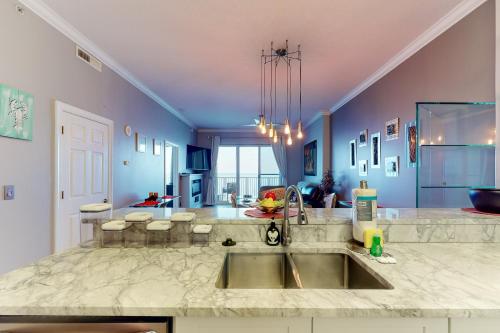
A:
242,118,283,127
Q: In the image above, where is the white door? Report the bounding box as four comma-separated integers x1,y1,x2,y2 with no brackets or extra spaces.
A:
55,102,112,253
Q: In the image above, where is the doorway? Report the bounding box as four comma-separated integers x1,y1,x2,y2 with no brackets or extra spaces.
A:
54,101,113,253
164,141,179,208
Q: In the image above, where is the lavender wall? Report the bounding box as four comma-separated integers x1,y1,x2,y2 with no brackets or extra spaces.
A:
331,0,495,207
0,1,195,274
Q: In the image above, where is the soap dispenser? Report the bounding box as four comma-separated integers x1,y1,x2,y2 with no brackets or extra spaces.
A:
266,218,280,246
352,180,378,243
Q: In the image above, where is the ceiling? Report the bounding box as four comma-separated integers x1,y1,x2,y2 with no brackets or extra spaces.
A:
38,0,467,129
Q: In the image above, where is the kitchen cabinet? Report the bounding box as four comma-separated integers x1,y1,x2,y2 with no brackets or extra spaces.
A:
313,318,448,333
175,317,311,333
450,319,500,333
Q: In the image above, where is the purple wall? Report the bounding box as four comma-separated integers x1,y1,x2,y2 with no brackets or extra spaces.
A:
0,3,196,273
331,0,495,207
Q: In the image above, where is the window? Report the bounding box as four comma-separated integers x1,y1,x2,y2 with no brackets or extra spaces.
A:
216,145,280,203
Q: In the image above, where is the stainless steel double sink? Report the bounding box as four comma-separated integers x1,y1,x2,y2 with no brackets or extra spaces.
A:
215,251,393,289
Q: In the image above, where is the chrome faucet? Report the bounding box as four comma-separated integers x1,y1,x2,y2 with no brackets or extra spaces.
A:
282,185,309,246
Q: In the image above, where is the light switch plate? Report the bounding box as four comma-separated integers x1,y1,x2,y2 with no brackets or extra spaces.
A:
4,185,14,200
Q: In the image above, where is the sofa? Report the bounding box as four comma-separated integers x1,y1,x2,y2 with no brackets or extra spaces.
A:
297,182,325,208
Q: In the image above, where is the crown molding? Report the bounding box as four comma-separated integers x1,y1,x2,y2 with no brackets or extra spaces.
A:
305,110,330,128
18,0,196,129
329,0,487,113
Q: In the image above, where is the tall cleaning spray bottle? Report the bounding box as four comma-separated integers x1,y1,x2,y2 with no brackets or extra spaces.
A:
352,180,377,243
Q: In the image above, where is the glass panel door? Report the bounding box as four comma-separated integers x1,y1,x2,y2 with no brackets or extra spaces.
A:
216,146,237,203
215,145,281,204
239,146,259,199
260,146,280,188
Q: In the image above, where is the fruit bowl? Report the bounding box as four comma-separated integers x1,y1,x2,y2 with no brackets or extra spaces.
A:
256,199,285,213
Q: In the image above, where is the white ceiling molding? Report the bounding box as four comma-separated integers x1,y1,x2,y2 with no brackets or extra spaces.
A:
18,0,195,128
329,0,487,113
305,110,330,128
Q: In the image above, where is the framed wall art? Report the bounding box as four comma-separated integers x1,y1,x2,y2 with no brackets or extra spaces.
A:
405,120,417,167
359,160,368,177
385,117,400,141
359,129,368,147
349,139,357,169
370,132,381,168
136,133,147,153
0,83,34,141
304,140,317,176
385,156,399,177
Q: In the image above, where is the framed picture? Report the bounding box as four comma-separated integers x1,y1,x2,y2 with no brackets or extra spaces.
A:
349,139,357,169
385,118,400,141
359,129,368,147
135,133,147,153
370,132,381,168
304,140,317,176
153,139,161,156
0,83,34,141
385,156,399,177
359,160,368,177
405,121,417,167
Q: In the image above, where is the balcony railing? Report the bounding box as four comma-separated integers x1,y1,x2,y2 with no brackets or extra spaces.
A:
216,175,281,203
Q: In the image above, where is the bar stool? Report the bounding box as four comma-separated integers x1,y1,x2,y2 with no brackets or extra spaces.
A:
146,220,172,248
192,224,212,247
79,203,112,248
101,220,131,248
124,212,154,247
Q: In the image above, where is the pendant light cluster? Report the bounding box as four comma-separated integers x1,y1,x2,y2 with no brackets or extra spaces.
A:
258,40,303,145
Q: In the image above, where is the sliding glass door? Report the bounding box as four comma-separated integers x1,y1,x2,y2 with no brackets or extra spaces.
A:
216,145,280,203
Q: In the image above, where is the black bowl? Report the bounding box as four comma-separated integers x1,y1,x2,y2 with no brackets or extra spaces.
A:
468,188,500,213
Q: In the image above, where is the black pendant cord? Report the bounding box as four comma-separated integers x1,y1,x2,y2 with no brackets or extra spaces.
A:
274,60,277,126
288,58,292,125
263,51,266,122
269,42,273,126
259,50,264,120
299,46,302,123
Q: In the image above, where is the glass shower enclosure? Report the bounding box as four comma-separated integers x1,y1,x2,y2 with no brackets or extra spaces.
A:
417,102,496,208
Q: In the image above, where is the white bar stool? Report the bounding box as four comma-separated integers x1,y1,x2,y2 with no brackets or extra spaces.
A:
79,203,112,248
146,220,172,248
101,220,131,248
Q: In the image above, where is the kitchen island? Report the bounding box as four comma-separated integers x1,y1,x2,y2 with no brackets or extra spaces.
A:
1,208,500,332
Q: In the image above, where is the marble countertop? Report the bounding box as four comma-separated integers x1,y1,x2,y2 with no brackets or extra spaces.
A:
110,207,500,225
1,241,500,318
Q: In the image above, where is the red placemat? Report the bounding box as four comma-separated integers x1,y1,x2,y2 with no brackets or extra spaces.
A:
134,201,160,207
244,208,298,219
461,208,500,216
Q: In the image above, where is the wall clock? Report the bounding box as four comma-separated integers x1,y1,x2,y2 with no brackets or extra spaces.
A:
124,125,132,137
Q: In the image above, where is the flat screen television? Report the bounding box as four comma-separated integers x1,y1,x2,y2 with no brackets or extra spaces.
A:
186,145,211,171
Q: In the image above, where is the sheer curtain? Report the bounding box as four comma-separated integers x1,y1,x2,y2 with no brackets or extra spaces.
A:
204,136,220,205
271,137,288,187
